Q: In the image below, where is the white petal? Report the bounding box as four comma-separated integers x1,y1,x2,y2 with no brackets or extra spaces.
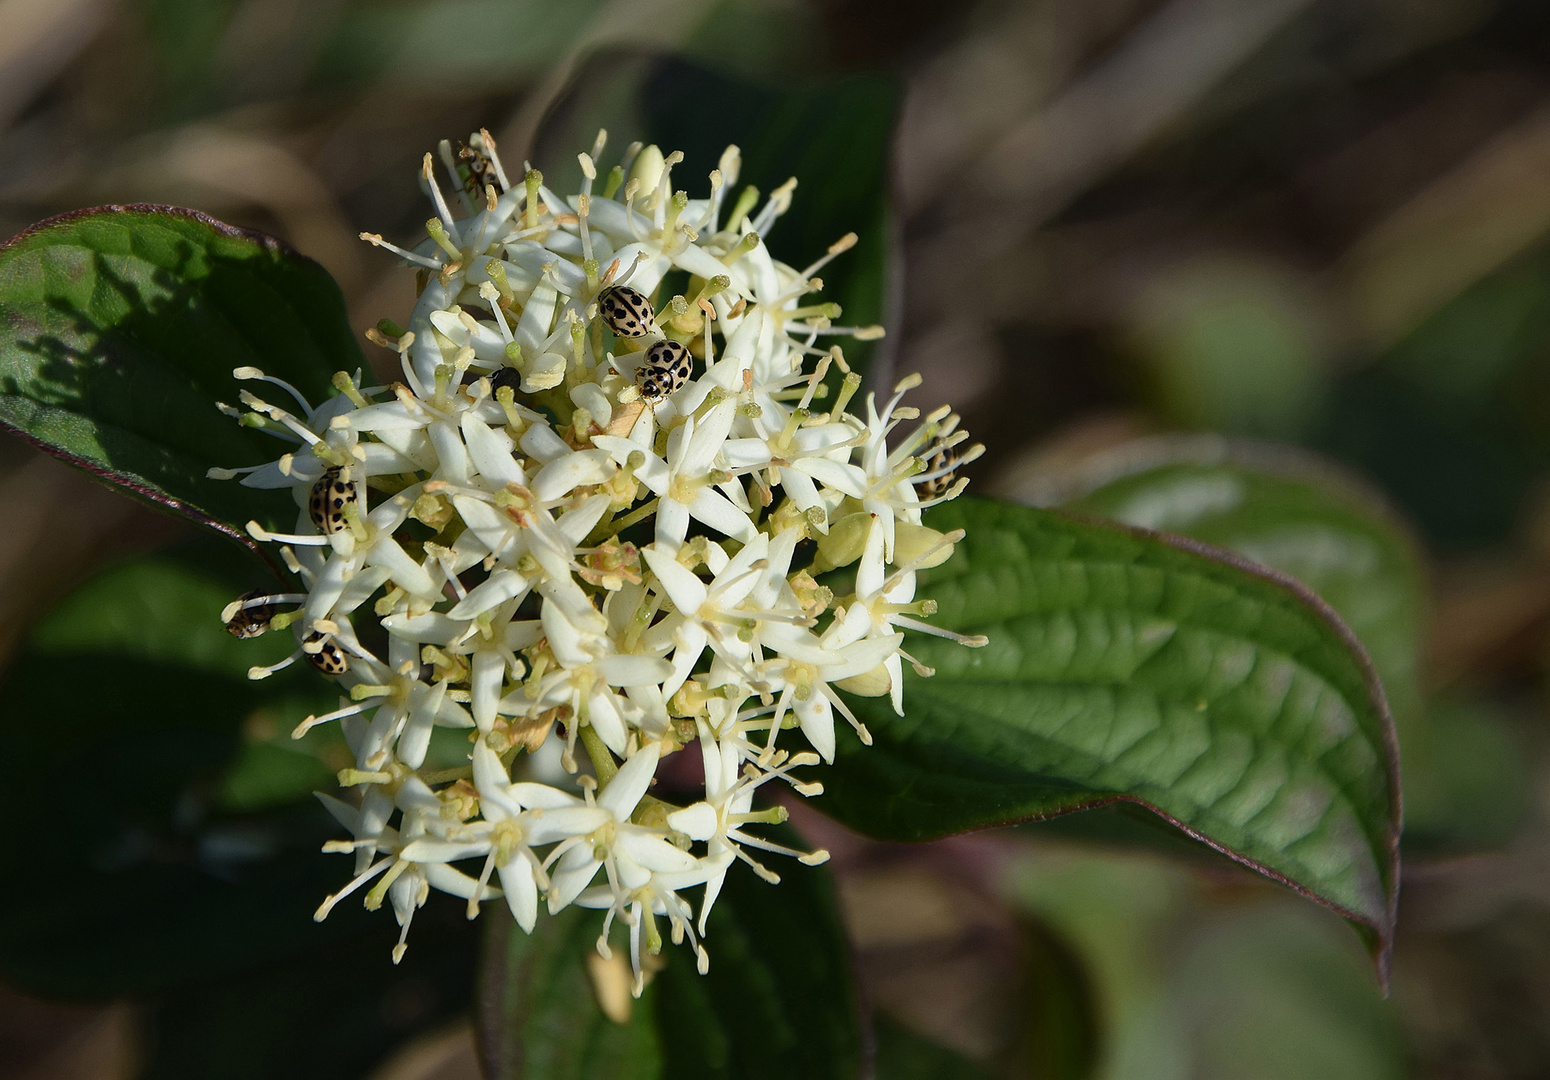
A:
855,516,886,597
429,421,469,484
525,807,609,847
365,537,437,599
666,802,718,842
598,741,660,819
452,495,513,557
497,857,539,932
473,739,520,820
822,633,905,681
401,838,488,863
795,457,867,499
683,400,736,476
548,847,601,911
595,653,674,686
661,620,708,701
424,862,499,901
532,449,616,502
461,413,526,486
509,784,584,811
585,684,629,757
779,466,822,512
448,569,530,620
687,489,757,543
641,545,708,615
515,278,558,356
349,402,426,432
379,611,465,646
557,494,612,545
654,498,690,553
720,437,773,470
519,422,571,464
615,828,701,874
429,308,471,346
470,650,506,730
592,435,670,494
795,691,836,763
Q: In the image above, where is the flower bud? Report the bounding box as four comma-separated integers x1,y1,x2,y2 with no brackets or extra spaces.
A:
835,664,892,697
893,523,956,570
813,511,874,573
630,144,664,195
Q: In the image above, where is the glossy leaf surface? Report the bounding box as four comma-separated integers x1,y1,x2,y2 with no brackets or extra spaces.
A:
1029,437,1424,720
0,205,356,545
817,497,1402,970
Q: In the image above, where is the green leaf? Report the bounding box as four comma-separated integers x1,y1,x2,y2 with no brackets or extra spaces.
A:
1007,848,1406,1080
1401,696,1533,849
873,1018,993,1080
816,497,1402,973
1026,442,1538,854
1026,437,1425,721
539,62,895,381
643,66,896,381
139,902,479,1080
0,205,358,549
0,541,481,1070
29,551,294,676
479,905,662,1080
1017,920,1100,1080
478,835,863,1079
0,544,348,995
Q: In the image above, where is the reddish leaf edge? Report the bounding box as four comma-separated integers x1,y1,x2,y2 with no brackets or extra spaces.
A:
0,203,329,578
0,202,307,261
841,501,1404,987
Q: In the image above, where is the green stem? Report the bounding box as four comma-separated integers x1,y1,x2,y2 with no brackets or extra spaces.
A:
580,724,619,786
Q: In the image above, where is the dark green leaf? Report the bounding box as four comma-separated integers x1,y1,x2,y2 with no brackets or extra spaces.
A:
0,205,358,550
873,1018,992,1080
478,834,863,1079
643,65,895,381
478,906,661,1080
0,544,348,995
1401,696,1533,850
139,899,478,1080
537,62,895,382
1017,920,1099,1080
817,497,1402,973
29,552,294,676
1025,442,1537,853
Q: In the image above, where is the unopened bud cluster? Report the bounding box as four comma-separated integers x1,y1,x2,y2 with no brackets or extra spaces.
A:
213,129,984,991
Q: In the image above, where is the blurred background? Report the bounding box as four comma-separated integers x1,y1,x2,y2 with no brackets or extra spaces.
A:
4,0,1550,1076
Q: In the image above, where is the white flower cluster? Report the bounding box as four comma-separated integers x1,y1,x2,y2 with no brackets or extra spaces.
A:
213,129,984,993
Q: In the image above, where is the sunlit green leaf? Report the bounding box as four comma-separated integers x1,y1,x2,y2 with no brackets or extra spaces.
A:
1025,437,1424,721
0,206,356,549
817,497,1401,971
